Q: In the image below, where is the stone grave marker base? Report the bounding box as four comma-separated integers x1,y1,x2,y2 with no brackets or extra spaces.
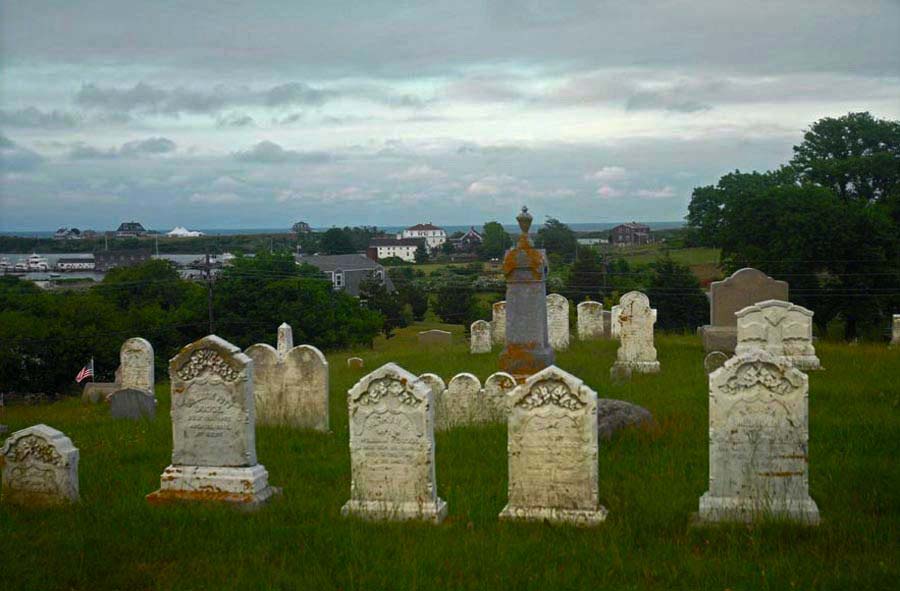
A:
696,493,820,525
340,498,448,524
499,504,608,527
147,465,278,509
611,361,660,377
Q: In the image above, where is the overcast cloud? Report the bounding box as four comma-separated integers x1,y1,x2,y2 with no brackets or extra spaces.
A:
1,0,898,230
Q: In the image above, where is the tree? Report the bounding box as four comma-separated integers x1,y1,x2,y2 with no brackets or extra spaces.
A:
319,228,356,254
565,246,606,302
414,242,430,264
535,218,577,260
479,221,512,260
791,112,900,202
389,267,429,321
646,256,708,332
441,240,456,255
359,278,407,339
433,282,477,326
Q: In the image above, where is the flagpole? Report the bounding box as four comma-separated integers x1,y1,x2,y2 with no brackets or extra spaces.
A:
91,357,95,382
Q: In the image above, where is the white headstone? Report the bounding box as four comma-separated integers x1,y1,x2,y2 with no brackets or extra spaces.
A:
546,294,570,351
1,424,79,506
470,320,492,354
438,373,483,429
577,300,604,341
611,291,660,375
277,322,294,356
119,337,154,393
698,350,819,524
246,338,330,431
610,305,622,338
483,371,517,422
491,301,507,345
891,314,899,345
499,366,607,526
147,335,277,507
341,363,447,523
735,299,821,370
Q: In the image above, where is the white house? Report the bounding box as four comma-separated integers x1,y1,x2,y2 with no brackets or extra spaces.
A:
56,257,95,271
167,226,205,237
368,238,421,263
398,223,446,251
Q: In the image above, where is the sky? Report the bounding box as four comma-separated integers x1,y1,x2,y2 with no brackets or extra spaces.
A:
1,1,898,231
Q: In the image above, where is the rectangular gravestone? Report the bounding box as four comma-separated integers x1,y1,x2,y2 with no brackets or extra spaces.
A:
611,291,660,375
547,294,570,351
701,268,789,353
342,363,447,523
698,350,819,524
483,371,517,422
491,301,506,346
577,300,603,341
500,366,607,526
119,337,154,393
147,335,277,507
110,388,157,420
437,373,483,429
2,424,79,506
470,320,492,354
893,314,899,345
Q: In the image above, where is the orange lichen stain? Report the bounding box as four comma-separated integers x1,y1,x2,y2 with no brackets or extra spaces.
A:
503,245,545,281
146,490,255,505
499,342,548,378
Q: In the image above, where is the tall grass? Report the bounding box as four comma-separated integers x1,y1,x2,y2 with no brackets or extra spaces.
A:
1,327,897,590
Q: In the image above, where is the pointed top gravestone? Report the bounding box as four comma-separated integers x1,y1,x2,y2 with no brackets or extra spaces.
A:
277,322,294,356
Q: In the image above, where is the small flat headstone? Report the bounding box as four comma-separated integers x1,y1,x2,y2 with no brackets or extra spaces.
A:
109,388,157,420
417,330,452,345
703,352,730,374
347,357,364,369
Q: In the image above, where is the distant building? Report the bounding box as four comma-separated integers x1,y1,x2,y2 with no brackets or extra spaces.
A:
398,223,446,251
115,221,147,237
94,249,151,271
52,227,83,240
367,238,422,263
454,227,483,252
610,222,652,246
296,253,393,297
577,237,609,247
56,257,95,271
291,221,312,234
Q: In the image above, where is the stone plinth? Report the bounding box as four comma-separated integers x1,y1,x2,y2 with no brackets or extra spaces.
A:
342,363,446,523
499,366,607,526
2,424,79,506
499,206,554,379
697,350,819,525
735,299,821,370
147,335,276,508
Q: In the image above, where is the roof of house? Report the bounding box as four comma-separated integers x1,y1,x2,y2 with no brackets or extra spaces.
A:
370,238,422,247
296,253,383,272
116,221,146,232
612,222,651,231
405,223,444,232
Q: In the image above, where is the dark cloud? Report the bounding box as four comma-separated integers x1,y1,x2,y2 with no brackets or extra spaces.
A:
68,137,177,159
0,107,81,128
217,112,256,128
0,134,44,170
233,141,332,164
265,83,337,107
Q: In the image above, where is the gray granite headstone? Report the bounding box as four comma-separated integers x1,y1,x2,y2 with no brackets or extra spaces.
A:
109,388,157,420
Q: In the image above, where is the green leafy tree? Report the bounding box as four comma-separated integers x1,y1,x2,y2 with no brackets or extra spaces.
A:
441,240,456,255
414,242,430,264
535,218,577,261
565,246,606,302
359,278,407,339
479,221,513,260
433,282,477,326
319,228,356,254
389,267,429,321
646,256,708,332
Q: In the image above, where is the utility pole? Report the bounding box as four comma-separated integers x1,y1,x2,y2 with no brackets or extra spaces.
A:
205,250,214,334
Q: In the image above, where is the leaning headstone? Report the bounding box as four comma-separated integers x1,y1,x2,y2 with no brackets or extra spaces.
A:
597,399,655,441
700,268,789,353
1,424,79,506
577,300,604,341
611,291,660,376
119,337,154,393
109,388,157,420
342,363,447,523
470,320,492,354
417,330,452,346
246,330,330,431
483,371,517,422
499,207,554,379
546,293,570,351
347,357,364,369
703,351,730,375
500,365,607,526
147,335,277,507
698,349,819,524
735,299,821,370
891,314,899,345
491,301,507,346
610,305,622,338
437,373,483,429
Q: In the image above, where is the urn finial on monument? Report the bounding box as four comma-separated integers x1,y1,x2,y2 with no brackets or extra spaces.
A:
499,205,554,381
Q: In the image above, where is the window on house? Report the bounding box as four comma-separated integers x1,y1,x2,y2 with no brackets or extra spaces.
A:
335,272,344,287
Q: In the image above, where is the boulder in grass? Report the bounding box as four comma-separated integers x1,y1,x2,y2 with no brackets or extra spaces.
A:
597,399,655,440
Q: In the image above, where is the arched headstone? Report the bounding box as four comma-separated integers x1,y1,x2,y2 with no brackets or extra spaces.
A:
1,424,79,506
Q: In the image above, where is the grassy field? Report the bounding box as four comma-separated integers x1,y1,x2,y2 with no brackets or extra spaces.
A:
608,245,723,284
1,325,898,590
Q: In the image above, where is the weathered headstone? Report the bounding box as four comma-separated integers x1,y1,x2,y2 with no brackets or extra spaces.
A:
577,300,604,341
499,366,607,526
246,333,330,431
700,268,789,353
547,293,570,351
610,305,622,339
1,424,79,506
735,300,821,370
277,322,293,356
611,291,660,375
491,301,507,346
470,320,492,354
602,310,612,339
119,337,154,393
109,388,157,420
483,371,517,422
698,349,819,524
417,330,453,346
147,335,277,507
703,351,730,375
347,357,364,369
437,373,483,429
499,206,554,378
597,399,655,441
892,314,899,345
342,363,447,523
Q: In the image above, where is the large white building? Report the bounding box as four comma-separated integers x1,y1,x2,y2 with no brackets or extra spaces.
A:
368,238,421,263
398,223,446,251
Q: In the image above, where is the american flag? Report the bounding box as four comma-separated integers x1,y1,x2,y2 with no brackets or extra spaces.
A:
75,358,94,383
